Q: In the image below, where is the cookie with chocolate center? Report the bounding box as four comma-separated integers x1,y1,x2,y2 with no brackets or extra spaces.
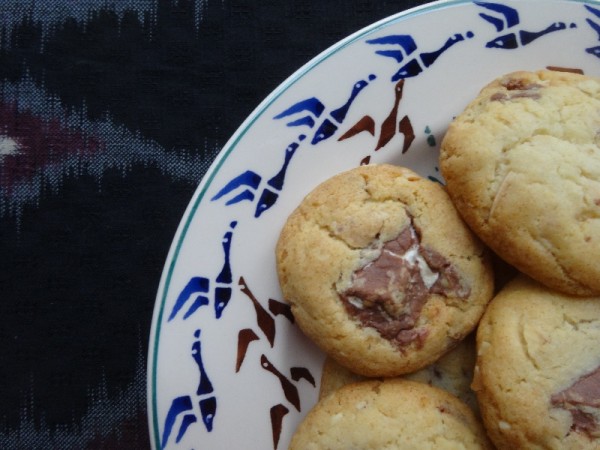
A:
289,379,493,450
276,164,493,377
318,334,480,417
473,275,600,449
440,69,600,296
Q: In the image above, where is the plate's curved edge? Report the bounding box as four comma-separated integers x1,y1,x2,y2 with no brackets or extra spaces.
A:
145,0,595,446
145,0,467,445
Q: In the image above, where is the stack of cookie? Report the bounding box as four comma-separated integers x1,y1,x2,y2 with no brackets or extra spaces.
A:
276,70,600,449
441,69,600,449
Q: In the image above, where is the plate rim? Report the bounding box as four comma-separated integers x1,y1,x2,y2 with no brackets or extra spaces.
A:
146,0,598,447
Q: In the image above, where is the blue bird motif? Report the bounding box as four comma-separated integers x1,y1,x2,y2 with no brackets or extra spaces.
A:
367,32,474,81
475,1,576,49
584,4,600,58
161,329,216,449
211,75,376,217
168,221,237,321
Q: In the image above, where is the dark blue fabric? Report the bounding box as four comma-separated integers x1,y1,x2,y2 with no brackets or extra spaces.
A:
0,1,426,447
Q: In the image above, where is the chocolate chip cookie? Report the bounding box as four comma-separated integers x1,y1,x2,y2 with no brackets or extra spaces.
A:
289,378,492,450
473,275,600,449
319,333,480,415
276,164,493,377
440,69,600,296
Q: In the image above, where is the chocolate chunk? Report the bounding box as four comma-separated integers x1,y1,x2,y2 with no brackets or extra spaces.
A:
502,78,542,91
509,91,541,100
569,409,598,437
340,220,470,348
491,89,541,102
490,93,509,102
490,78,542,102
551,365,600,436
421,246,471,298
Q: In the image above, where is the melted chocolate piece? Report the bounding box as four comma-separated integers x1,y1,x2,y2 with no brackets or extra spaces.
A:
551,365,600,436
340,221,470,348
492,78,542,102
512,91,542,100
421,247,470,298
490,92,508,102
502,78,542,91
570,409,598,437
491,90,542,102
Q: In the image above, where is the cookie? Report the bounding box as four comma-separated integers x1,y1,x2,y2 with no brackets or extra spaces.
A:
318,356,364,399
276,164,493,377
473,275,600,449
289,378,493,450
319,334,480,415
440,69,600,296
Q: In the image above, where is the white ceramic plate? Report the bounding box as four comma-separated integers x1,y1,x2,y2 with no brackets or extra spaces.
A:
147,0,600,448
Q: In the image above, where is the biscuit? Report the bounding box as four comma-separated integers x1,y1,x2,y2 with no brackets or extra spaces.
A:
276,164,493,377
473,275,600,449
319,334,480,415
318,356,364,399
289,378,493,450
440,69,600,296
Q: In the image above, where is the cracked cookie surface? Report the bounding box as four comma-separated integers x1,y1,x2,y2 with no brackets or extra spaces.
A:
473,275,600,449
289,378,493,450
275,164,493,377
440,69,600,296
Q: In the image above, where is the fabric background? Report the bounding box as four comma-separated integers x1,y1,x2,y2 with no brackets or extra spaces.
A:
0,0,428,448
